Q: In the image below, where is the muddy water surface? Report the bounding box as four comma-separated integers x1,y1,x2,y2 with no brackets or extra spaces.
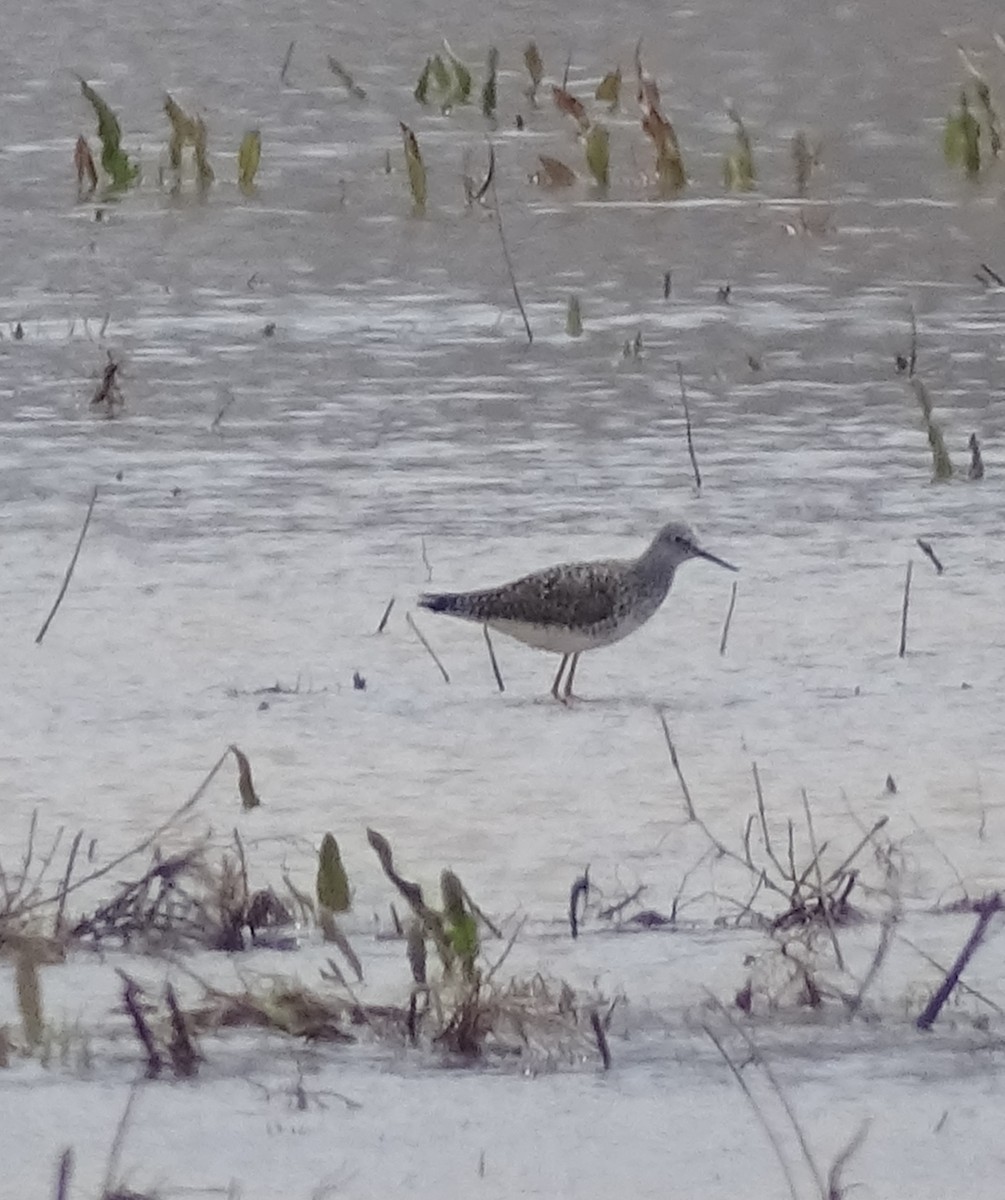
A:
2,0,1005,1195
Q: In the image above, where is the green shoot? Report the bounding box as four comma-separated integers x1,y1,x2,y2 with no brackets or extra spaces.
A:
585,124,610,188
78,79,139,191
237,129,261,191
400,122,427,211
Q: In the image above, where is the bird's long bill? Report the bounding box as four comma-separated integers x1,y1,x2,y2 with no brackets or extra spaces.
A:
696,546,739,571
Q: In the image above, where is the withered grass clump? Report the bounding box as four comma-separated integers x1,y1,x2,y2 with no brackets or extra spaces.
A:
69,839,293,953
180,960,602,1066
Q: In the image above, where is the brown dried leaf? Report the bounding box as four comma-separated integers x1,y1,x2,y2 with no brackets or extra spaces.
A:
552,85,589,129
534,154,576,187
230,744,261,809
400,122,427,211
638,77,662,113
74,135,98,193
524,41,544,92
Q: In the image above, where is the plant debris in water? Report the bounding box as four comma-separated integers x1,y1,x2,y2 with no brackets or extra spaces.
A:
164,94,213,187
78,79,139,191
523,41,544,104
237,129,261,192
400,122,427,212
584,123,610,188
723,105,756,190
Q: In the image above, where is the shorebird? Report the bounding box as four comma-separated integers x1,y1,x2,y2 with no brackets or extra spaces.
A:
418,521,737,700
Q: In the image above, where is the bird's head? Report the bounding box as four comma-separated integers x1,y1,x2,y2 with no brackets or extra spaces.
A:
651,521,738,571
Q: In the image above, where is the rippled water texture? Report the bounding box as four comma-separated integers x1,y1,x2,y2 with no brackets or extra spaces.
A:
2,0,1005,1195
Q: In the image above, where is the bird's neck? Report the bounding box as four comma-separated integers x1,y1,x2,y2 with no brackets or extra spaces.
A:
632,545,678,591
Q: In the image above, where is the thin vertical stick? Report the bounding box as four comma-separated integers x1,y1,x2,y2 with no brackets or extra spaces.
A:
102,1082,143,1192
482,624,505,692
701,1025,801,1200
489,163,533,344
907,305,918,378
280,40,296,85
719,580,738,656
35,486,99,644
406,612,450,682
657,709,696,820
54,1149,73,1200
53,830,84,938
675,362,702,491
898,561,913,658
800,789,844,971
376,597,395,633
916,895,1002,1030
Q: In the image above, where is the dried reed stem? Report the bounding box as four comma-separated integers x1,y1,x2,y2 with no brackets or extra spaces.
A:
280,40,295,85
800,788,844,971
657,709,696,820
907,305,918,377
35,486,99,645
916,893,1003,1030
53,829,83,937
675,362,702,491
54,1149,73,1200
569,868,590,938
489,165,533,344
406,611,450,682
24,747,230,914
916,538,943,574
719,580,738,656
376,597,395,633
898,560,912,658
701,1024,801,1200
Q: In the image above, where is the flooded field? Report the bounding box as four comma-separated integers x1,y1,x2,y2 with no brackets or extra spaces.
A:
2,0,1005,1195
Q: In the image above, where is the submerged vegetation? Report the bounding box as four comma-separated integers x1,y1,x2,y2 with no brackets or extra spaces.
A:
78,79,139,192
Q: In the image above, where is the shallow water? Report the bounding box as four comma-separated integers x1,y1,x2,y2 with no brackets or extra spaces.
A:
2,0,1005,1194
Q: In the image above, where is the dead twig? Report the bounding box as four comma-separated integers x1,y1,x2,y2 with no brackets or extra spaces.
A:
488,160,533,344
916,893,1003,1030
675,362,702,491
52,830,83,938
898,561,912,658
406,611,450,682
719,580,738,655
827,1120,870,1199
656,710,696,820
117,973,162,1078
801,789,844,971
701,1023,801,1200
569,867,590,938
907,306,918,378
101,1083,143,1196
280,40,295,85
35,486,99,645
22,747,230,915
165,982,200,1076
915,538,943,574
376,597,395,633
54,1149,73,1200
